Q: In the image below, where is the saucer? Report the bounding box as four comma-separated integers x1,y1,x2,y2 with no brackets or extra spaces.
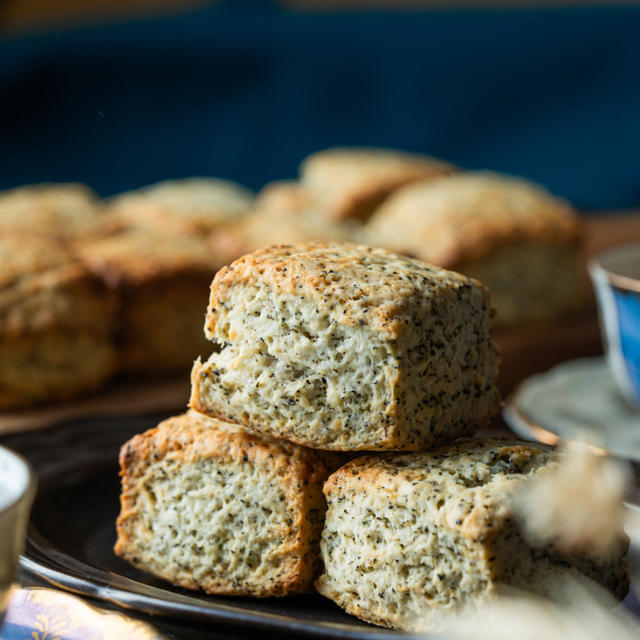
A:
504,357,640,461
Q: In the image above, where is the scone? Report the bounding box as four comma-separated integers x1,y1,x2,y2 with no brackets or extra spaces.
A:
108,178,254,236
299,147,456,221
77,229,223,375
190,242,500,451
365,172,588,328
209,200,357,269
315,439,630,632
0,182,107,239
0,234,116,409
254,180,314,213
115,410,343,597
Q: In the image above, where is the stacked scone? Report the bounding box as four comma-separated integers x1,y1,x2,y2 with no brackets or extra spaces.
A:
316,441,629,630
115,410,344,596
189,243,500,450
115,242,628,630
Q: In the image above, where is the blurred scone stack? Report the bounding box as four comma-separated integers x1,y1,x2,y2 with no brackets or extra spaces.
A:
0,146,591,410
114,242,629,631
0,178,255,409
211,147,456,265
0,234,116,409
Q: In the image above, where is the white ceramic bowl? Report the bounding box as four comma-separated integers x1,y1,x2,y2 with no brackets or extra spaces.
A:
0,445,36,628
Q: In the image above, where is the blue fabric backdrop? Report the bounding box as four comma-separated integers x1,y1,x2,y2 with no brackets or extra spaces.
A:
0,1,638,211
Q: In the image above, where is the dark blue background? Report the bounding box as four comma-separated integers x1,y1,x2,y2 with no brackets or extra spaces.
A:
1,2,639,211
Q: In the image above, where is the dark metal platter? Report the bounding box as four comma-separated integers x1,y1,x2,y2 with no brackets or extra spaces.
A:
3,416,639,639
1,415,407,639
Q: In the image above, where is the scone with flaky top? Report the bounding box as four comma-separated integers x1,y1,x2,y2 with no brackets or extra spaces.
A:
300,147,456,221
77,229,223,375
0,182,107,239
0,234,116,409
108,177,254,236
115,410,343,597
366,171,588,328
190,242,500,451
315,438,629,632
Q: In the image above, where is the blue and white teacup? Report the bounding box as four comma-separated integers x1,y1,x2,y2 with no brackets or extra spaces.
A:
0,446,36,629
589,244,640,407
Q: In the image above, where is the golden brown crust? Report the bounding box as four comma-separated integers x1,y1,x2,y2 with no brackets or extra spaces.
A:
206,241,478,339
323,439,554,542
116,411,343,596
300,147,456,221
192,242,499,451
119,410,341,474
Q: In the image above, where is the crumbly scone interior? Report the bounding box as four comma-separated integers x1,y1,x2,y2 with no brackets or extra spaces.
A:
425,443,629,601
316,486,492,630
316,440,629,631
192,245,500,450
117,454,297,595
492,511,630,602
398,284,499,446
315,443,551,630
195,284,394,449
